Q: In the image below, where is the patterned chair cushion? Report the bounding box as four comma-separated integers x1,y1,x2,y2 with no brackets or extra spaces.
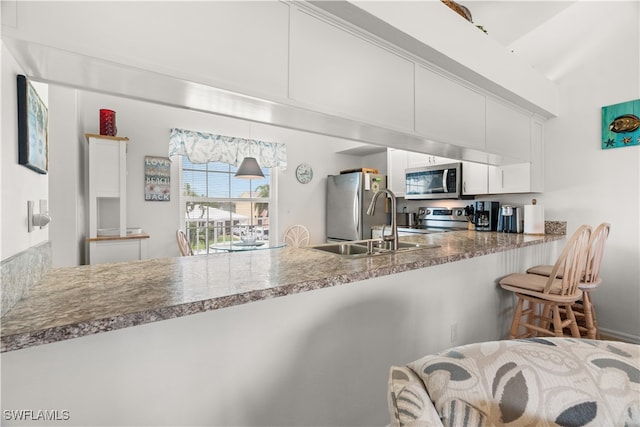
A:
395,338,640,427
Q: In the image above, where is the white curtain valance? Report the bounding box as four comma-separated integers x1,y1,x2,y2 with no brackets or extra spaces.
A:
168,128,287,170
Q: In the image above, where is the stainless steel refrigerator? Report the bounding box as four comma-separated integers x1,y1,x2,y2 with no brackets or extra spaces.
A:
326,172,388,242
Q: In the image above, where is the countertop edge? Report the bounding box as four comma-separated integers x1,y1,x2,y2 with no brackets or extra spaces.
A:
1,234,565,353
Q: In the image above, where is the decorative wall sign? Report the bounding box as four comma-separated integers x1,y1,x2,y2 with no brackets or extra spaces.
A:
602,99,640,149
17,74,49,174
144,156,171,201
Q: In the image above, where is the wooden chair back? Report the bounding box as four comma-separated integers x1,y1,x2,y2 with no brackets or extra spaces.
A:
176,229,193,256
582,222,610,286
543,225,591,296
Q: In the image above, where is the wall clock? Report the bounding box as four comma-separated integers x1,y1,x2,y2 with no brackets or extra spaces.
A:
295,163,313,184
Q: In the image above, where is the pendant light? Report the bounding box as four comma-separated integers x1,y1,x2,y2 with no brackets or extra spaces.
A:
235,157,264,179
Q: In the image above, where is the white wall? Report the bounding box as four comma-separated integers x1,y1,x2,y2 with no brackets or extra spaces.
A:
60,91,363,260
0,42,48,261
540,1,639,340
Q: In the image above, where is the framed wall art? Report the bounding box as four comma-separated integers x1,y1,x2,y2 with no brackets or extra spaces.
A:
17,74,49,174
144,156,171,201
601,99,640,149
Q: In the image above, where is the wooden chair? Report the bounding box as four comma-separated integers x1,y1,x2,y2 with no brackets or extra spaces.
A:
176,229,193,256
499,225,592,339
283,225,310,247
527,223,610,339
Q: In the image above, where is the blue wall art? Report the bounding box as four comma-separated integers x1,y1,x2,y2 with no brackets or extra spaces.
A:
601,99,640,149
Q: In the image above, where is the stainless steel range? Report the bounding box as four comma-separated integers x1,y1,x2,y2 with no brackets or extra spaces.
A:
397,206,468,236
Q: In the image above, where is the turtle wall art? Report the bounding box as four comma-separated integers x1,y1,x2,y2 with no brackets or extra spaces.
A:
601,99,640,149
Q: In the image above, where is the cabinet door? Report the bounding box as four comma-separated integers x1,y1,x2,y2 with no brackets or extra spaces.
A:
289,8,414,131
90,140,121,196
462,161,488,195
488,163,531,194
415,65,485,150
406,151,429,168
486,97,531,161
387,149,408,197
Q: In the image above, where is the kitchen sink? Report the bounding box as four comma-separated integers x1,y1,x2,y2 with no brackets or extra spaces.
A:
308,242,387,257
307,240,439,257
364,240,438,251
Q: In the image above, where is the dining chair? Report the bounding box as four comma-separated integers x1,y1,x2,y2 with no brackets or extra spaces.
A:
499,224,592,339
283,225,310,247
527,222,610,339
176,229,193,256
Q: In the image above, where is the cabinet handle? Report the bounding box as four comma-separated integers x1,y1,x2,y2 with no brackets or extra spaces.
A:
501,170,505,189
463,181,466,193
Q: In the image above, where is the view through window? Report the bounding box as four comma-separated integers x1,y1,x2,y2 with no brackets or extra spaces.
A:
181,157,271,254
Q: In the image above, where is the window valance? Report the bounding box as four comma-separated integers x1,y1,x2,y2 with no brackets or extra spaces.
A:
168,128,287,170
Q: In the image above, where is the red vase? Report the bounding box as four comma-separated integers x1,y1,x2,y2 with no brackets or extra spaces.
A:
99,109,117,136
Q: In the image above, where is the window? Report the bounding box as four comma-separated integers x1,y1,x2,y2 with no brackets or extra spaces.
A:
181,157,272,254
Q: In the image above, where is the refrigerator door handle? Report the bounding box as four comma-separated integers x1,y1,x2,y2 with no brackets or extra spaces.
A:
354,192,360,236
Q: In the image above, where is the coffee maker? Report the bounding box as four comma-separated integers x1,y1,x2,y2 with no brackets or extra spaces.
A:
498,205,523,233
474,201,499,231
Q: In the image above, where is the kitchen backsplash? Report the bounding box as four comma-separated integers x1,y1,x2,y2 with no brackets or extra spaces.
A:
1,241,52,318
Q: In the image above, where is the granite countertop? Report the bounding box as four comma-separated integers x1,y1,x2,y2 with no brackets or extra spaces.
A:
0,230,565,352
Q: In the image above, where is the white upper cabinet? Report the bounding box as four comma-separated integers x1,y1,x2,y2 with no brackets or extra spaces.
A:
486,97,532,162
289,8,414,131
406,152,430,169
387,149,408,197
6,2,291,101
487,115,544,194
462,162,488,195
415,65,486,151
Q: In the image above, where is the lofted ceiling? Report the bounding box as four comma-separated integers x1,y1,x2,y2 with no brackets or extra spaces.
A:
455,0,584,80
460,1,576,47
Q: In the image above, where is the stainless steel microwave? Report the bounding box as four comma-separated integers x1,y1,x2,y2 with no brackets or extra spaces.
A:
405,162,462,199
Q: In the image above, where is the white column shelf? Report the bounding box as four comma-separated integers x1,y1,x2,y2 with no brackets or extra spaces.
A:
85,133,149,264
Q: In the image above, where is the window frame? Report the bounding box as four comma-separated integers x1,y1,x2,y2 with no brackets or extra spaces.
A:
178,158,277,254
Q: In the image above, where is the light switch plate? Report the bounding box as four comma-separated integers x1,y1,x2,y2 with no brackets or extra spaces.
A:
27,200,34,232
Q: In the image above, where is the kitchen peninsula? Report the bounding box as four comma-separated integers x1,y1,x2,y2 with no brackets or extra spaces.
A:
1,228,567,426
1,229,564,353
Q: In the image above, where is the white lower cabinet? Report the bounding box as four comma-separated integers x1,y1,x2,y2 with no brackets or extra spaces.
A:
88,238,149,264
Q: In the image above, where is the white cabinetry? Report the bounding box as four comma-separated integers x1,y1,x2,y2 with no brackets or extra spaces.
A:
86,134,148,264
486,97,532,162
488,163,531,194
387,148,408,197
462,162,488,195
487,117,544,194
289,8,414,131
406,152,430,169
415,65,486,150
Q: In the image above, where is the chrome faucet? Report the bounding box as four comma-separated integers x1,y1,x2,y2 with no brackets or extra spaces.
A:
367,188,398,250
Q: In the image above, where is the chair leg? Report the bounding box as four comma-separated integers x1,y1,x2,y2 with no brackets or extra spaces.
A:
551,306,565,337
565,305,581,338
582,291,597,339
539,304,552,333
509,297,526,339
